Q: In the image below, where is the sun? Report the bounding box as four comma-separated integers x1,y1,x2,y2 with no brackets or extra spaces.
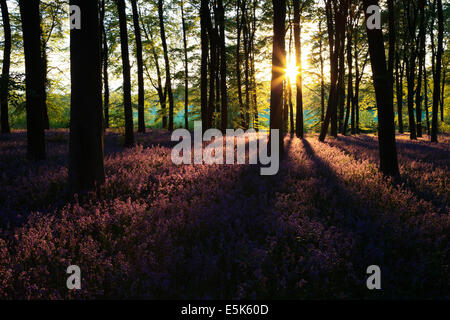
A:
285,56,299,83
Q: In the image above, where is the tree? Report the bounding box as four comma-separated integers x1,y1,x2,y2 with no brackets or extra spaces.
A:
0,0,11,134
270,0,286,156
200,0,209,131
431,0,443,143
403,0,418,139
293,0,303,138
69,0,105,192
131,0,146,133
218,0,228,132
180,0,189,129
19,0,46,160
363,0,399,178
158,0,175,131
116,0,134,147
101,0,110,129
319,0,345,141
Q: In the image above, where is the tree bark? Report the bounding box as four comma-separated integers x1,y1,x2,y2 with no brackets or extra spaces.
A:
270,0,286,157
69,0,105,193
116,0,134,147
217,0,228,132
131,0,145,133
0,0,11,133
343,21,353,135
19,0,46,160
101,0,109,129
181,0,189,129
319,1,340,141
431,0,443,142
200,0,209,131
293,0,303,138
363,0,399,178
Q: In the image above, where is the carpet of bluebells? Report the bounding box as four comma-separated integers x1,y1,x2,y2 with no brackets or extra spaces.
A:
0,129,448,299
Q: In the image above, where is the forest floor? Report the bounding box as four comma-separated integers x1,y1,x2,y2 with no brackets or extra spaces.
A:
0,129,448,299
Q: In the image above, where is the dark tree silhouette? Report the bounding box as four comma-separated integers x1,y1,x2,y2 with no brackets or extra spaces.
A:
101,0,110,129
116,0,134,147
293,0,303,138
19,0,46,160
200,0,209,131
180,0,189,129
431,0,443,143
270,0,286,156
218,0,228,132
0,0,11,134
69,0,105,192
131,0,145,133
363,0,399,178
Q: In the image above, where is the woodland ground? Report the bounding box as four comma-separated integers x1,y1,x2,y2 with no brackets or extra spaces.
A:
0,129,448,299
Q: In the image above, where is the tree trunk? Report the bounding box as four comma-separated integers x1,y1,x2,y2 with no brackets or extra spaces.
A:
69,0,105,193
101,0,109,129
0,0,11,134
415,0,425,138
116,0,134,147
270,0,286,157
200,0,209,131
319,1,340,142
19,0,46,160
343,22,353,135
40,24,50,130
395,52,404,133
158,0,174,131
293,0,303,138
181,1,189,129
131,0,145,133
424,57,430,135
431,0,443,142
217,0,228,132
363,0,399,178
319,20,325,125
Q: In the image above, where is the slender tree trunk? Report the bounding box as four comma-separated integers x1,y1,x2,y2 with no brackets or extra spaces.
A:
395,52,404,133
319,1,340,141
337,22,346,135
181,1,189,129
343,22,353,135
158,0,174,131
217,0,228,132
424,58,430,135
250,0,258,131
431,0,443,142
116,0,134,147
270,0,286,157
0,0,11,133
40,25,50,130
440,66,445,121
243,2,250,130
363,0,399,178
236,0,245,127
200,0,209,131
69,0,105,193
19,0,46,160
415,0,425,138
131,0,145,133
404,2,417,140
101,0,109,129
319,20,325,124
293,0,303,138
